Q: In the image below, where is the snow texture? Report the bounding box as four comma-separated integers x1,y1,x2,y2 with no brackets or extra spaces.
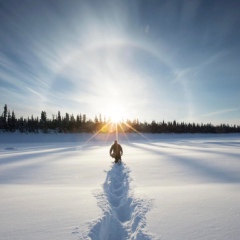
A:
0,133,240,240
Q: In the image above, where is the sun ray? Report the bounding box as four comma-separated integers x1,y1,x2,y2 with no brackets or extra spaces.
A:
123,122,151,142
104,126,113,143
82,113,150,147
85,121,112,144
115,122,118,141
118,122,130,142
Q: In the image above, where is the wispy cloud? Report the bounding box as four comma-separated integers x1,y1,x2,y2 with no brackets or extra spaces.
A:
202,108,240,118
1,0,240,124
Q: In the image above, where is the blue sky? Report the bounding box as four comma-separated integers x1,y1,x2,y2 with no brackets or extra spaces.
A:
0,0,240,125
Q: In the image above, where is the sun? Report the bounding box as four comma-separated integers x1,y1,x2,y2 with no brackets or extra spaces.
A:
111,112,122,123
106,103,125,123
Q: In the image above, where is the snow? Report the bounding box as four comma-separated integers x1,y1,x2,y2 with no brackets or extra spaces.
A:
0,133,240,240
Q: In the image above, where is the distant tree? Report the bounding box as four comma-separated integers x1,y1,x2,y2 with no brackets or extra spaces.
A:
40,111,48,133
83,114,86,124
7,110,11,131
2,103,240,134
151,120,158,133
11,111,16,131
57,111,62,132
36,117,39,133
76,114,81,132
69,114,75,132
65,113,69,122
57,111,61,122
27,117,31,132
94,115,99,123
40,111,47,123
3,104,8,130
19,117,24,132
79,114,82,124
62,113,70,132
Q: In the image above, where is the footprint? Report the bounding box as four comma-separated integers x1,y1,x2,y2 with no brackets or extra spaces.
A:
86,163,154,240
72,227,79,234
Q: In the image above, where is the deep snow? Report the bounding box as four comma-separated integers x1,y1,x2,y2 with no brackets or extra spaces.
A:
0,133,240,240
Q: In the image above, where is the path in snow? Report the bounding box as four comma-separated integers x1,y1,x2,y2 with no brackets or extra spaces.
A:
87,163,155,240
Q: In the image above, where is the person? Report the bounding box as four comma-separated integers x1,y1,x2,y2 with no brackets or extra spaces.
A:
109,140,123,164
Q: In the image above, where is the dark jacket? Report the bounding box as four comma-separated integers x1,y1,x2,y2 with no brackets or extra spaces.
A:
110,143,123,160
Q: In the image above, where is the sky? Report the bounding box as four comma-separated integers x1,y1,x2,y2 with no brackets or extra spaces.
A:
0,0,240,125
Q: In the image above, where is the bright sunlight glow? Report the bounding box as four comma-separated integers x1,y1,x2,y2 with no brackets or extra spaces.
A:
106,103,125,123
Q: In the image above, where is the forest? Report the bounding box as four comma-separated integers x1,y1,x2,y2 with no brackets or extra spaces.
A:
1,104,240,134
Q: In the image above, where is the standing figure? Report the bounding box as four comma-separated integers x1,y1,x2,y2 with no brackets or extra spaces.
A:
110,140,123,164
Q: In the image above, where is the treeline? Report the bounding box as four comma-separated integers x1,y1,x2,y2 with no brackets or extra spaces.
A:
0,104,240,134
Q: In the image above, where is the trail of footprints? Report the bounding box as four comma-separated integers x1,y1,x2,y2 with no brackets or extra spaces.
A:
88,163,153,240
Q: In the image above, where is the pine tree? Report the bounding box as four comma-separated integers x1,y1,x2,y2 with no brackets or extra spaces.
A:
3,104,7,130
83,114,86,124
40,111,48,132
11,111,16,131
7,110,11,131
79,114,82,124
69,114,75,132
57,111,61,122
19,117,24,132
55,111,61,132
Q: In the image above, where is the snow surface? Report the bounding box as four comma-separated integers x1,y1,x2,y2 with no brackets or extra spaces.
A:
0,133,240,240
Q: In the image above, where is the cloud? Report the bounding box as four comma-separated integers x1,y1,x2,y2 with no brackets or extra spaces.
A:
1,0,240,124
202,108,240,118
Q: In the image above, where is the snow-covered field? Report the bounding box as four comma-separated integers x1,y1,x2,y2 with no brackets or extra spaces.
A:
0,133,240,240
